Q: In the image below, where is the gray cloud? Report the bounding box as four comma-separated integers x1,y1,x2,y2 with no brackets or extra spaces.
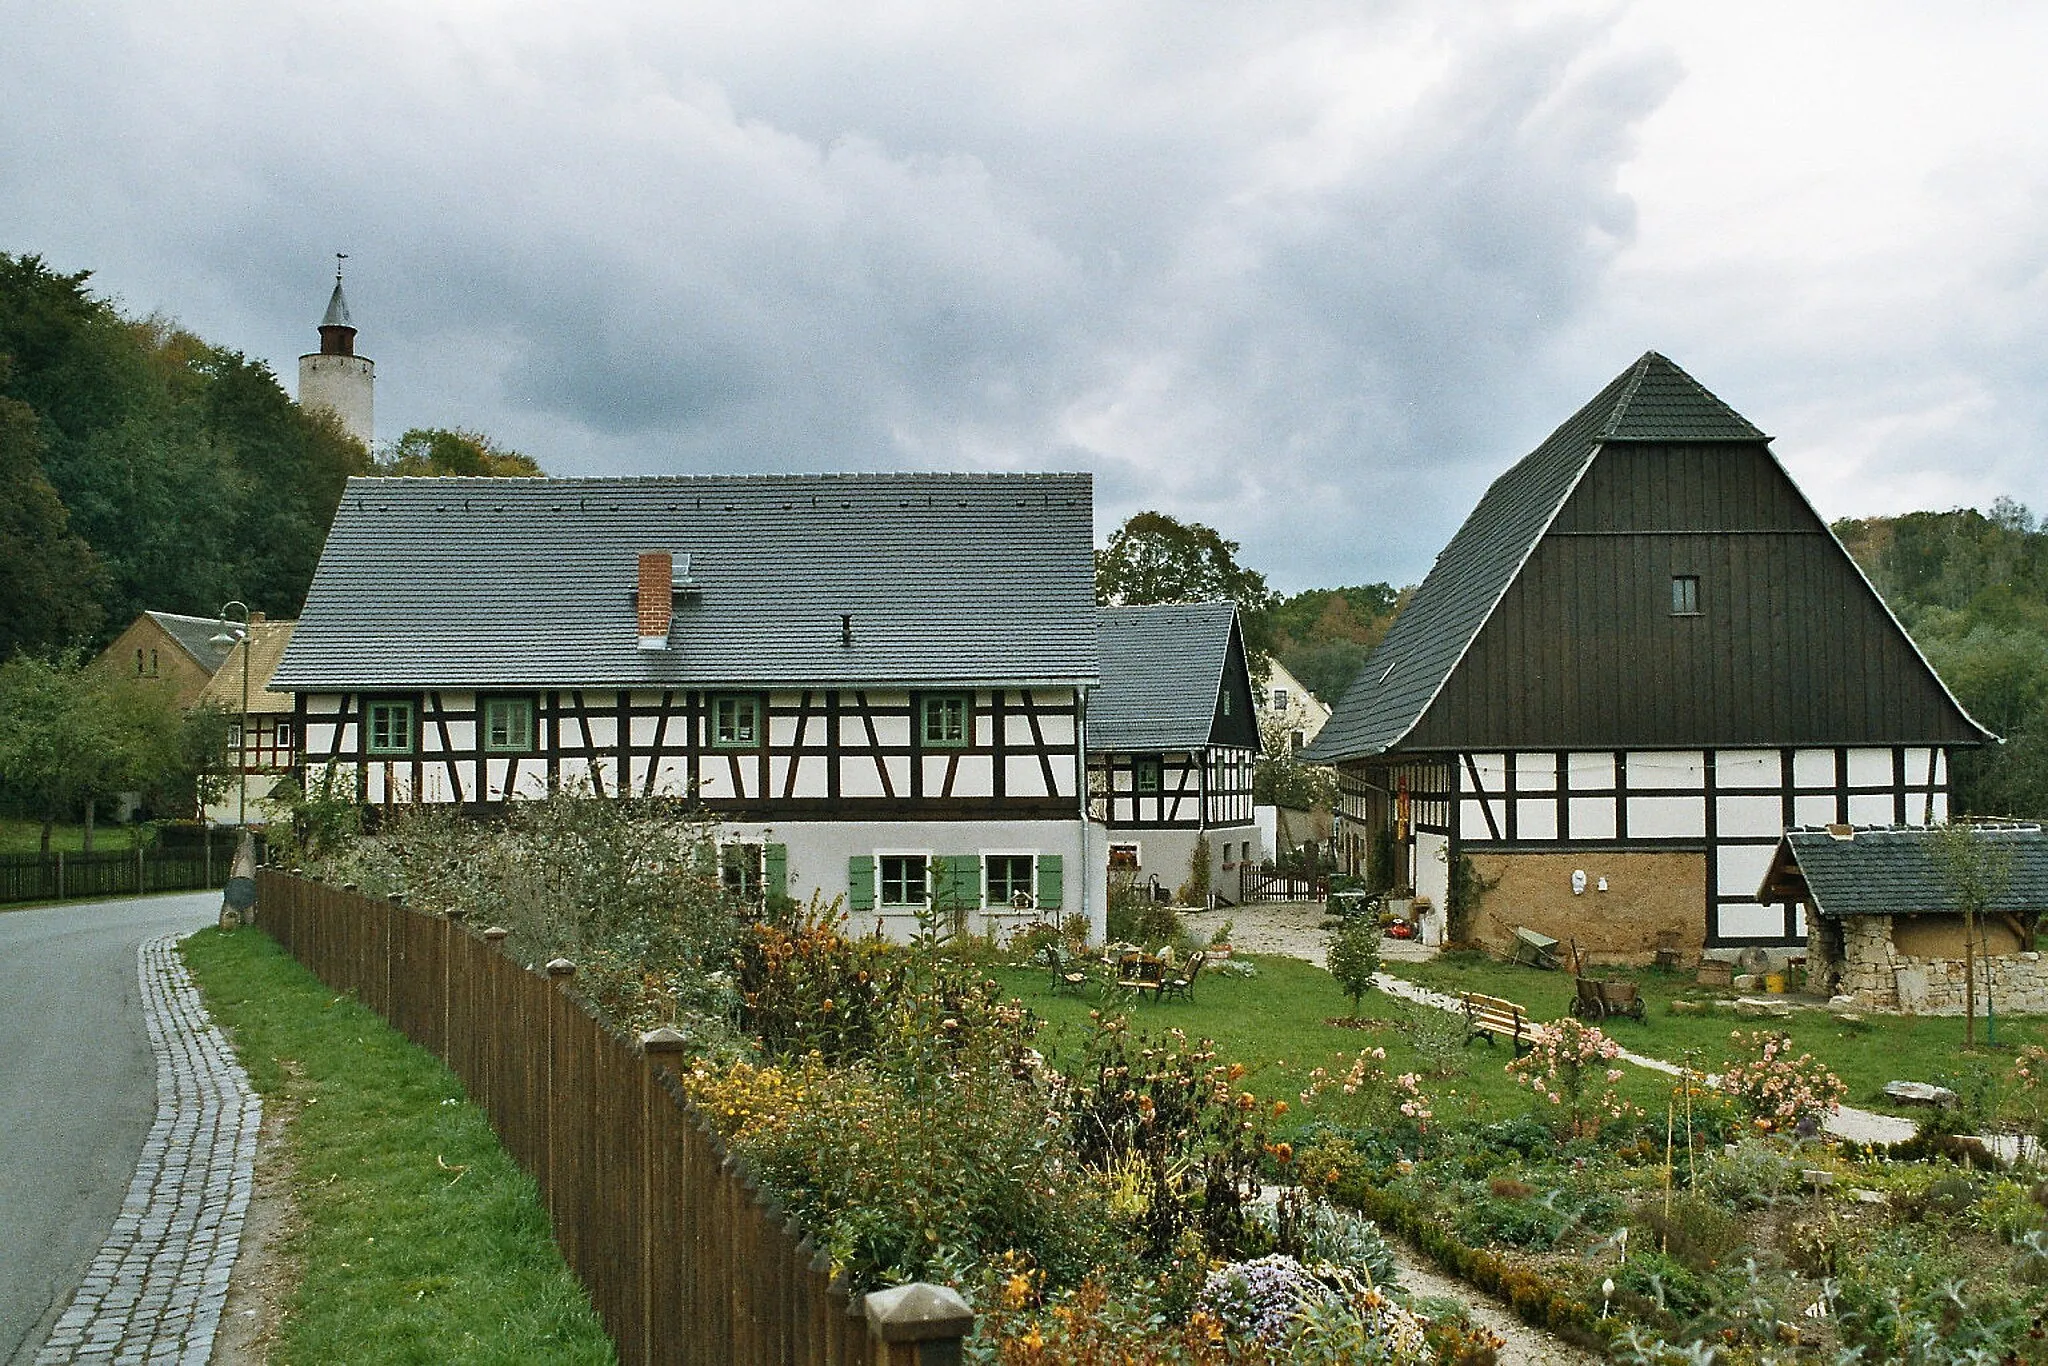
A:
5,2,2041,594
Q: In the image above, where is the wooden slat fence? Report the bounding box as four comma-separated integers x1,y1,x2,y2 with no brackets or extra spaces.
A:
0,832,260,905
256,870,880,1366
1236,866,1328,903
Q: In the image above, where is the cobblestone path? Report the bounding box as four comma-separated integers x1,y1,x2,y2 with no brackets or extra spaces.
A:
36,935,259,1365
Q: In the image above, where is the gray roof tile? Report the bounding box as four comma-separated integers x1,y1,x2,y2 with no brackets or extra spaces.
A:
1090,602,1239,751
145,611,234,673
273,473,1098,690
1307,353,1768,763
1772,825,2048,917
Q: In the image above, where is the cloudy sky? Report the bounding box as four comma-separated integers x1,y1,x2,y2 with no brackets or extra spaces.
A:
5,1,2044,591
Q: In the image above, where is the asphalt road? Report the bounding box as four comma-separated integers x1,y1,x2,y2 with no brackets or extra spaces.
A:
0,892,220,1365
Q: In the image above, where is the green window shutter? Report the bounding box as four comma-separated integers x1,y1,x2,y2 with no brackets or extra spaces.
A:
1037,854,1064,911
932,854,973,911
847,855,875,912
765,843,788,900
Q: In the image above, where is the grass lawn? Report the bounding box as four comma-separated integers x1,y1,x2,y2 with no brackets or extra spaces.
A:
181,927,615,1366
0,817,149,853
990,953,1655,1132
1386,950,2048,1116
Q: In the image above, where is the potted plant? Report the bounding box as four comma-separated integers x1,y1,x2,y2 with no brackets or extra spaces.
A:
1208,919,1235,959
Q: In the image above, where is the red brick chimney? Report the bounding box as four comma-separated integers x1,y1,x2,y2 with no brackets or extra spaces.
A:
637,552,672,650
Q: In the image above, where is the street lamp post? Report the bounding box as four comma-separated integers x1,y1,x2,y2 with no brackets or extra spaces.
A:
209,603,259,929
210,602,252,830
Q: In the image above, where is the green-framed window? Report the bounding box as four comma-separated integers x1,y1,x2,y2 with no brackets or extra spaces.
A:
366,698,415,756
481,696,535,753
711,693,761,748
920,693,971,747
1133,755,1163,793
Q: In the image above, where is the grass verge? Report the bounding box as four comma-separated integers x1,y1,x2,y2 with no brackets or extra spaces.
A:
181,926,615,1366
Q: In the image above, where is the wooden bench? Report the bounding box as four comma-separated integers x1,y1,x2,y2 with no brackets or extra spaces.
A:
1460,991,1533,1056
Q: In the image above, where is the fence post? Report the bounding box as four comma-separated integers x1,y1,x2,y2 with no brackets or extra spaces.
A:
640,1026,687,1366
56,850,63,901
864,1283,974,1366
544,958,575,1233
442,905,464,1066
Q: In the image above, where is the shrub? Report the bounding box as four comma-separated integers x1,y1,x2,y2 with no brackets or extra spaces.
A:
1717,1029,1845,1136
1504,1019,1640,1139
1300,1047,1433,1136
1106,872,1184,947
732,907,906,1060
1325,915,1383,1018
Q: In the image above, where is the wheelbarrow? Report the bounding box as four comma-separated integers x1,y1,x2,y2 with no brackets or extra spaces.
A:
1511,926,1561,970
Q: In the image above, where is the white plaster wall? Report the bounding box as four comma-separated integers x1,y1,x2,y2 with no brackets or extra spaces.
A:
298,353,374,447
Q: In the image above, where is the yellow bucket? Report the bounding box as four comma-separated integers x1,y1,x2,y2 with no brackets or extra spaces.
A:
1763,971,1786,994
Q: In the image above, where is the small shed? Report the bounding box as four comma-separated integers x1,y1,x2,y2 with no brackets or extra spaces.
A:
1758,824,2048,1013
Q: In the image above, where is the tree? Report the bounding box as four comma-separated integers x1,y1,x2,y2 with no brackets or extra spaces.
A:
377,427,544,477
0,389,104,656
0,654,188,850
1095,511,1276,665
1930,821,2017,1048
1326,912,1382,1020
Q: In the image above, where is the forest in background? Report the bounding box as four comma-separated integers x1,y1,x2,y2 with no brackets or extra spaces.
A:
0,252,540,663
1836,500,2048,819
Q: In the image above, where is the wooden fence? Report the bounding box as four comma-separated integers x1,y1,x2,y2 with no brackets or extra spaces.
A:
0,832,261,906
1236,866,1328,904
256,871,967,1365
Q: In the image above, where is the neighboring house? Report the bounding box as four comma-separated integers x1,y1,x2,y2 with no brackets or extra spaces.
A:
271,473,1104,942
1760,824,2048,1013
94,611,233,709
200,618,297,828
1088,602,1259,903
1306,352,1991,959
1257,657,1332,753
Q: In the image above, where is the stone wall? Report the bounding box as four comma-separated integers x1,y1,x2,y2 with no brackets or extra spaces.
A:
1466,850,1707,965
1822,912,2048,1014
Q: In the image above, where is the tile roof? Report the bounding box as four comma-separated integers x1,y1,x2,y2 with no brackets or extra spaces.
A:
1765,825,2048,917
199,621,297,715
145,612,234,674
1090,602,1240,751
273,473,1098,691
1305,352,1771,763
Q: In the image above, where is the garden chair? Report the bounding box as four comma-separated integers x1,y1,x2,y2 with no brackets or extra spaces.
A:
1044,944,1092,997
1158,951,1207,1004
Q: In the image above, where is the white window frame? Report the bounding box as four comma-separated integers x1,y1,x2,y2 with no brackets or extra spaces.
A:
876,849,932,909
1109,841,1142,871
981,850,1039,910
274,720,293,750
720,841,765,901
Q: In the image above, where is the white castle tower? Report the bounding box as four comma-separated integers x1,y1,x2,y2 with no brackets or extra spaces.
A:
298,261,375,448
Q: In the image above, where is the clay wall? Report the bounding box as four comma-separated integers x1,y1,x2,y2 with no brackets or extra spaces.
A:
1466,850,1706,965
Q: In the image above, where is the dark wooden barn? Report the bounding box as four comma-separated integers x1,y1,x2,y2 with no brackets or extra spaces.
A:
1306,352,1990,956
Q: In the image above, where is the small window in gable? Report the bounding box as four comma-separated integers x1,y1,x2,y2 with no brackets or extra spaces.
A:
921,694,971,747
711,694,761,748
482,696,535,753
1671,574,1701,616
275,721,293,750
1271,688,1288,710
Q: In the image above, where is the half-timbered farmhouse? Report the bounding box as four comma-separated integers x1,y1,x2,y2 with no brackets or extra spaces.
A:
200,617,297,828
272,472,1105,942
1088,602,1259,902
1305,352,1991,958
